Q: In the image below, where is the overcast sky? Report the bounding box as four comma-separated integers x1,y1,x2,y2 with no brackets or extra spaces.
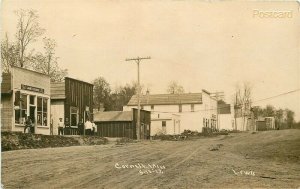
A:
1,0,300,120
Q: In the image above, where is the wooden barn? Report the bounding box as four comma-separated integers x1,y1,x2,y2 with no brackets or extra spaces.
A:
50,77,93,135
94,109,151,139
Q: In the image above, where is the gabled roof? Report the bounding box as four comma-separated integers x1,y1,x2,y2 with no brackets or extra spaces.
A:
94,111,132,122
127,93,202,106
50,82,65,99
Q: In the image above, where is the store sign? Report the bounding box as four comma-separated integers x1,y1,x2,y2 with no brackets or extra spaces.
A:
21,84,44,94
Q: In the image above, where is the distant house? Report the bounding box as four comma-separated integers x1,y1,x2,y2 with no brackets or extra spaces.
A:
217,100,235,131
50,77,93,135
123,90,218,135
1,66,51,134
94,109,151,139
256,117,275,131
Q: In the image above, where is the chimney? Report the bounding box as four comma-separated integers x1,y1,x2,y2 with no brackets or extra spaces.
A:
146,89,150,104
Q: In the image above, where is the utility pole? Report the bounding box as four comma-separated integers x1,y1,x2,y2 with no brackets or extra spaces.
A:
211,91,224,131
125,56,151,140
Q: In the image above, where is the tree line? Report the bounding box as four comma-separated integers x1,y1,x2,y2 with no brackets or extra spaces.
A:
252,105,296,129
92,78,186,111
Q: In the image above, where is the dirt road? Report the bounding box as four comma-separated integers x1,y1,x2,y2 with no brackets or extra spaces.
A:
2,130,300,189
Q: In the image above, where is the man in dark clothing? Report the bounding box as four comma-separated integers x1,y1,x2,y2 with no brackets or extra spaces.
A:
78,120,84,135
24,116,32,133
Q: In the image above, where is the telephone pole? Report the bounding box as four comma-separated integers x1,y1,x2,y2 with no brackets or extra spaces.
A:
125,56,151,140
211,91,224,131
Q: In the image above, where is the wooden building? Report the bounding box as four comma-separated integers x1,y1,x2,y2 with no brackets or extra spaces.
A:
50,77,93,135
1,66,51,134
94,109,151,139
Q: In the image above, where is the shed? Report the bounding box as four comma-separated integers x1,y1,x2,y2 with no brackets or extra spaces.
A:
94,109,151,139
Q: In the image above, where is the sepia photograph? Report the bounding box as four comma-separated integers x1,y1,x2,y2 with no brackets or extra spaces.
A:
1,0,299,188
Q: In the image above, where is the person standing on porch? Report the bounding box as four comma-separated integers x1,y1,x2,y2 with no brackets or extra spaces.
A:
92,121,96,136
58,118,64,135
85,119,92,135
24,116,32,133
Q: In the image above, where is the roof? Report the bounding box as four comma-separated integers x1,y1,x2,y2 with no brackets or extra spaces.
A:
1,73,12,94
94,111,133,122
50,82,65,99
65,77,93,86
127,93,202,106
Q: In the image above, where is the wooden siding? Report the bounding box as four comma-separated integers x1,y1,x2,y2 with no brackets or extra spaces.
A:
1,95,13,131
94,109,151,139
64,77,93,125
96,121,134,138
1,73,12,94
50,100,65,135
132,109,151,139
50,82,65,99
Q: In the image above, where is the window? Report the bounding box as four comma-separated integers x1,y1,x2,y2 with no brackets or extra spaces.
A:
43,98,48,126
30,95,35,105
151,105,154,110
15,93,27,124
37,97,43,126
191,104,194,112
179,104,182,112
162,121,166,134
70,107,78,126
141,105,144,110
37,97,48,126
203,118,205,127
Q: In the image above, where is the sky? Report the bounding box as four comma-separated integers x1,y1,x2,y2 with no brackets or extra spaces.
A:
1,0,300,120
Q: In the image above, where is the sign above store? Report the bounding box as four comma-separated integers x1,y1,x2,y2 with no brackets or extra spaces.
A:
21,84,44,94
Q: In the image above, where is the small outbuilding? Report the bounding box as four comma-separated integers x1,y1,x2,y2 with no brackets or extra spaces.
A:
94,109,151,139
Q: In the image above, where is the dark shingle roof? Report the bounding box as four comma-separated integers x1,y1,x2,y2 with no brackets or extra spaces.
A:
127,93,202,106
50,82,65,99
94,111,132,122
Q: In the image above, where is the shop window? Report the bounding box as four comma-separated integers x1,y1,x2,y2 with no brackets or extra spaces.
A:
37,97,43,126
70,107,78,126
37,97,48,126
162,121,166,134
43,98,48,126
15,93,27,124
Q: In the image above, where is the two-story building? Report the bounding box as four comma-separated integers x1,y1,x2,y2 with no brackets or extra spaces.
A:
123,90,218,135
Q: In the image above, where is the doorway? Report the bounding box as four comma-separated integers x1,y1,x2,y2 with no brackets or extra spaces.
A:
30,106,36,133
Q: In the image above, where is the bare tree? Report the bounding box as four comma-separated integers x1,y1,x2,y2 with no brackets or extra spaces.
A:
234,82,253,130
167,81,185,94
15,9,45,67
1,34,18,73
29,37,67,82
